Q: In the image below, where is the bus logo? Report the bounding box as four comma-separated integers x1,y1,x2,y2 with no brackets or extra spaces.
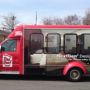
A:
2,54,12,67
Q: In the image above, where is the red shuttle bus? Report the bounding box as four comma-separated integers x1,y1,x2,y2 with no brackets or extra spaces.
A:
1,25,90,81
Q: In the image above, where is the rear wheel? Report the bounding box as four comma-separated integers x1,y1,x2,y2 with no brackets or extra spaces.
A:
67,68,83,82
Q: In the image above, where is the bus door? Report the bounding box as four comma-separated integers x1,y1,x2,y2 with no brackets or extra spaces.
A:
0,38,20,74
28,33,45,74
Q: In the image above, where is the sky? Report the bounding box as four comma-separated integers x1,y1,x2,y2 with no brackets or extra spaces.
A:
0,0,90,25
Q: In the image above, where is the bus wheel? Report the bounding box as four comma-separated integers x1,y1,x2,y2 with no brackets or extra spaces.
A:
67,68,83,82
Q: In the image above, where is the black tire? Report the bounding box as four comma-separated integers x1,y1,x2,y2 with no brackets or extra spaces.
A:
67,68,83,82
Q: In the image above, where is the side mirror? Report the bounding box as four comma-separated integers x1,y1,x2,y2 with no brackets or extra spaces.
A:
0,46,5,52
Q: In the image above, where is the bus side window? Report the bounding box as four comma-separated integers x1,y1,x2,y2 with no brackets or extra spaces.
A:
80,34,90,54
64,34,77,54
46,33,61,54
30,33,44,54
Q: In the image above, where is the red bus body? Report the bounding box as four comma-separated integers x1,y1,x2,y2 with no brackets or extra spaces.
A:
1,25,90,80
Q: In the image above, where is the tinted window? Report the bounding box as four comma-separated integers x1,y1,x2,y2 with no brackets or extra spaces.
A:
80,34,90,54
64,34,77,54
2,39,17,52
46,33,60,53
30,33,44,54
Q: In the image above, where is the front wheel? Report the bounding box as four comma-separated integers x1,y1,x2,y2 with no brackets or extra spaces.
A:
67,68,83,82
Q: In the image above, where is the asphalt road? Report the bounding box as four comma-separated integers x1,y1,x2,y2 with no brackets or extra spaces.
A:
0,75,90,90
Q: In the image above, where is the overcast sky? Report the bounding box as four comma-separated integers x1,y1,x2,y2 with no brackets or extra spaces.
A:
0,0,90,25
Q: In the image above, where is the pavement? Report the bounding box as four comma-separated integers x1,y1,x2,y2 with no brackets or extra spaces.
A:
0,75,90,90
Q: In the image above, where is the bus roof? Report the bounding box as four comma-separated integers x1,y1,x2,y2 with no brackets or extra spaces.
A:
7,25,90,39
22,25,90,29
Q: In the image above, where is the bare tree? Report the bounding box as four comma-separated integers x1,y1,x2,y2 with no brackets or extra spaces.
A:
2,13,19,32
64,15,81,25
42,17,53,25
53,17,64,25
42,17,64,25
42,15,81,25
83,9,90,25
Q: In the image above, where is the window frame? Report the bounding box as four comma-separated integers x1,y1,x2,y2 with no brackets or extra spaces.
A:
46,33,61,54
1,39,17,52
80,33,90,55
64,33,78,54
30,33,44,54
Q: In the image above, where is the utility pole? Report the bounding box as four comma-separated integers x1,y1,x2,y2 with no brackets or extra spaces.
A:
11,16,16,31
35,11,37,25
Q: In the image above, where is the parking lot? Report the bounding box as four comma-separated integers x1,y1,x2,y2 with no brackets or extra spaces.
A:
0,75,90,90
